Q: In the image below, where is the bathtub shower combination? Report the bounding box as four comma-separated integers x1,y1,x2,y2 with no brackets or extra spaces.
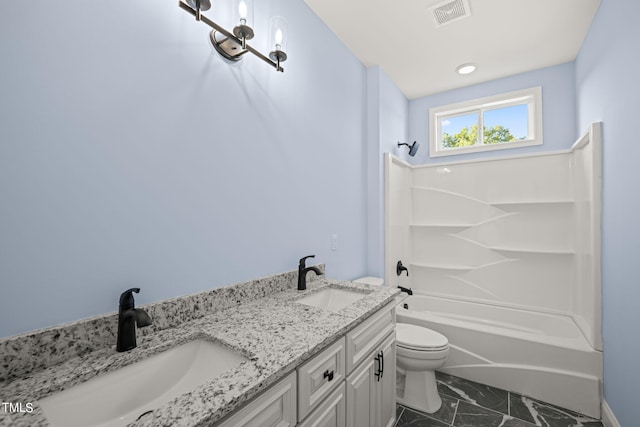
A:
385,123,603,419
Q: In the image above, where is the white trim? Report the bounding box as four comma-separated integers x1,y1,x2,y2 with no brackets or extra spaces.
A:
389,153,412,168
391,121,597,170
429,86,543,157
602,400,622,427
384,153,392,288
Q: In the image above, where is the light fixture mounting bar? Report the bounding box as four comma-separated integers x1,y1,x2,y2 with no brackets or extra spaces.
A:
178,1,284,72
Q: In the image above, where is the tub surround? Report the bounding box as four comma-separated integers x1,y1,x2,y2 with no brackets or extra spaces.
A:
384,124,603,418
385,123,602,351
0,268,399,426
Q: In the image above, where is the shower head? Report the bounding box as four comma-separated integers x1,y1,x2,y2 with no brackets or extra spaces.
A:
398,141,420,157
409,141,420,156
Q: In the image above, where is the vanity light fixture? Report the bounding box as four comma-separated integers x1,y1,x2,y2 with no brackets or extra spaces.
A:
456,63,477,75
179,0,289,72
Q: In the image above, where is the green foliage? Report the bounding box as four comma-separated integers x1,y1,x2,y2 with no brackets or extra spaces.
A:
484,125,518,145
442,125,477,148
442,124,518,148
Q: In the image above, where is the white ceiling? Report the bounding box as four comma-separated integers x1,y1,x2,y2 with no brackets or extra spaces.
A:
303,0,601,99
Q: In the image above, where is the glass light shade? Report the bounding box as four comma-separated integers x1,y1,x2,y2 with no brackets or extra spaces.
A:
234,0,253,26
269,16,288,53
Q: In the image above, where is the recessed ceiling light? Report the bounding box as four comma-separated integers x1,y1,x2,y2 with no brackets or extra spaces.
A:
456,63,477,75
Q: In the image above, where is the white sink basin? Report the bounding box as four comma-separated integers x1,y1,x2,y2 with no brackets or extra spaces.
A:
40,339,247,427
296,288,367,312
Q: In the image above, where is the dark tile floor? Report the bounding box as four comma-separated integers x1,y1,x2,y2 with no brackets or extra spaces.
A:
394,372,603,427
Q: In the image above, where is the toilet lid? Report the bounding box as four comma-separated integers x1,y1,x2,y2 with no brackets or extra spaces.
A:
396,323,448,351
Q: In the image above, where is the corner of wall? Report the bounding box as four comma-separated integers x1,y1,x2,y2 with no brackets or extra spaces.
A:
602,400,622,427
365,66,410,279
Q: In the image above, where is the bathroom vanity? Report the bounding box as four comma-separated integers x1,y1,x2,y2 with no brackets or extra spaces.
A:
219,300,397,427
0,270,399,427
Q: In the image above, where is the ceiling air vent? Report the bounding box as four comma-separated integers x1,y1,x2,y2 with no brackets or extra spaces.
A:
429,0,472,27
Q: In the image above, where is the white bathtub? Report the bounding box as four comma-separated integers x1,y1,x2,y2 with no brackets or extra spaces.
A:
396,295,603,419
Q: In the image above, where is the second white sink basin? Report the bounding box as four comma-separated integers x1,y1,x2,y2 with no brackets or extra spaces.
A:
40,339,247,427
296,288,367,312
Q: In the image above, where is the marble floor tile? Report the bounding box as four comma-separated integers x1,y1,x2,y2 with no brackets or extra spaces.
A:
453,401,537,427
397,404,405,421
430,395,459,425
509,394,604,427
396,406,451,427
398,373,603,427
397,395,459,426
436,372,509,414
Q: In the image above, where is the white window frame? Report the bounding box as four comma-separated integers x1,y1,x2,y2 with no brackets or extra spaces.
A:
429,86,543,158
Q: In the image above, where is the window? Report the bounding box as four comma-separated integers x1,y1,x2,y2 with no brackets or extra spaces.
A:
429,87,542,157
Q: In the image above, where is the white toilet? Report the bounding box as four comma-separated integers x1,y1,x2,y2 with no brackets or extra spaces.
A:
353,277,449,414
396,323,449,413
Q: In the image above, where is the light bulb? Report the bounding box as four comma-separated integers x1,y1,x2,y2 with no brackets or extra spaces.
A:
269,15,288,66
456,63,477,75
238,1,247,21
275,28,283,49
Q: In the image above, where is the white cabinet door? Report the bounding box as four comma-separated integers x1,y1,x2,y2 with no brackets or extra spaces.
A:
345,330,396,427
298,382,346,427
376,333,397,427
346,354,375,427
217,371,296,427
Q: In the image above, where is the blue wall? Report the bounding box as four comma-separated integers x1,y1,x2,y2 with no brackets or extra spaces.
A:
576,0,640,424
2,6,634,425
409,62,577,164
0,0,368,338
365,67,409,279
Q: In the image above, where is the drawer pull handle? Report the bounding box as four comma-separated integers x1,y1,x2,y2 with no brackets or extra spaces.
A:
323,370,334,381
374,350,384,381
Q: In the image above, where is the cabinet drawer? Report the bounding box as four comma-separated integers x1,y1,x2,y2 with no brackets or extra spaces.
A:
297,337,346,421
298,382,346,427
217,371,296,427
345,302,395,374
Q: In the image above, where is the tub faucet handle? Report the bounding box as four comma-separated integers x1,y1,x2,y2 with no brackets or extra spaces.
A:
396,260,409,276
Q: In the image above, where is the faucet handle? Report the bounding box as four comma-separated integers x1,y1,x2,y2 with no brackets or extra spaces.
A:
299,255,315,267
119,288,141,310
396,260,409,277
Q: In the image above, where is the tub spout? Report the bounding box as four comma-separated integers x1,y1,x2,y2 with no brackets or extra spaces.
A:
398,286,413,295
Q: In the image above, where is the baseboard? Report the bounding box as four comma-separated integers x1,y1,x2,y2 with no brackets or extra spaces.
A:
601,400,621,427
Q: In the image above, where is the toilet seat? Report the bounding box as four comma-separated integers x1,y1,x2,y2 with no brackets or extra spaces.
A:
396,323,448,352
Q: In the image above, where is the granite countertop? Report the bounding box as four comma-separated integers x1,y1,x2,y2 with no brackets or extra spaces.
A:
1,279,399,426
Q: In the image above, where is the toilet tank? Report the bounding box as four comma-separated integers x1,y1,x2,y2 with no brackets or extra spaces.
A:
353,276,384,286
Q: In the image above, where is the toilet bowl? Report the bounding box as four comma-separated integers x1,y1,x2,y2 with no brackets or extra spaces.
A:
352,277,449,414
396,323,449,414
